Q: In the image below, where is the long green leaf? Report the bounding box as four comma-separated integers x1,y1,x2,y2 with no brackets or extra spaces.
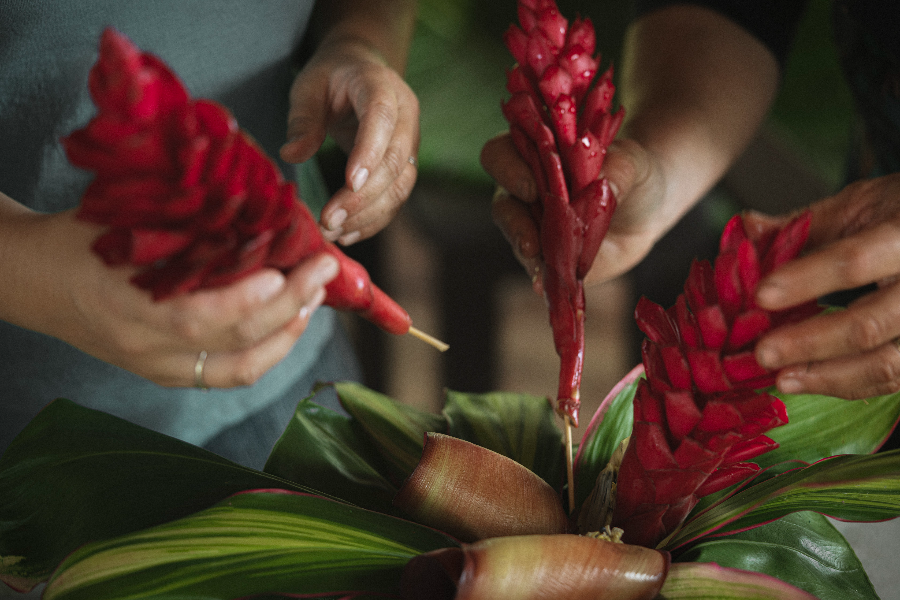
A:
760,390,900,468
0,399,317,588
334,382,447,482
675,512,877,600
665,451,900,549
43,490,458,600
659,562,817,599
264,398,398,512
443,389,563,487
572,365,640,509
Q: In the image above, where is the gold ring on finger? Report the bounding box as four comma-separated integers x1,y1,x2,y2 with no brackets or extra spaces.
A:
194,350,210,391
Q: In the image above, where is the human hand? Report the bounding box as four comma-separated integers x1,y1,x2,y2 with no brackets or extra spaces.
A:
11,209,339,389
753,174,900,399
480,132,670,294
279,38,420,245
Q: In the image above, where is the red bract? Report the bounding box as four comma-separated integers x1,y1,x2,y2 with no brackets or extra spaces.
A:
62,28,411,335
502,0,623,426
611,212,823,548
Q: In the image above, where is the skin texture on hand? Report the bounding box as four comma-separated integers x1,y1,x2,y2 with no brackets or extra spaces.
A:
279,0,419,246
0,199,339,388
753,175,900,399
482,135,667,294
481,5,780,291
0,4,421,389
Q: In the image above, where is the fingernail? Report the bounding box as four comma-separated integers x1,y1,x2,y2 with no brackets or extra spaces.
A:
312,255,340,285
350,167,369,193
756,281,785,308
326,208,348,231
250,271,286,302
606,178,620,199
339,231,361,246
299,288,327,320
777,375,803,394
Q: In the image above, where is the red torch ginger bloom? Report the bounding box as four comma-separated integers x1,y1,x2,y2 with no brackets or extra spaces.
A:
62,28,412,335
611,212,824,548
502,0,623,426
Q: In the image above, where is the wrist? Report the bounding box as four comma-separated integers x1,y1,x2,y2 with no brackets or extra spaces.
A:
309,1,416,74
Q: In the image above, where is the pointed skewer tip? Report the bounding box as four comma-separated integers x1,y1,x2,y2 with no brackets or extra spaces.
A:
407,326,449,352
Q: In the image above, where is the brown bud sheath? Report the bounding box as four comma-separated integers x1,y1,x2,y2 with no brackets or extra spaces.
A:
401,534,669,600
394,433,568,542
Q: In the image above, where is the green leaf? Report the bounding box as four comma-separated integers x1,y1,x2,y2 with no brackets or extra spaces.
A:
675,512,877,600
660,561,818,599
263,398,398,513
443,389,563,487
334,382,447,482
666,450,900,549
0,399,317,587
572,365,640,509
42,490,458,600
760,390,900,468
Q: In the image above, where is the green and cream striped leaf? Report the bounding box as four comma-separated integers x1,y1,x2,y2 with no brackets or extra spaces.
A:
44,490,458,600
0,399,321,588
664,450,900,550
759,389,900,468
659,562,818,599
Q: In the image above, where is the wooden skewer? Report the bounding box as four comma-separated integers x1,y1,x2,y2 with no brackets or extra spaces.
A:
408,326,449,352
564,413,575,514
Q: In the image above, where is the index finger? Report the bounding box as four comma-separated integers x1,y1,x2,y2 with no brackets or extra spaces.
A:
756,220,900,311
343,74,404,193
480,133,538,203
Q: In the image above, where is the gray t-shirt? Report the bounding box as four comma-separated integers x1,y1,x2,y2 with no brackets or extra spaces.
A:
0,1,343,451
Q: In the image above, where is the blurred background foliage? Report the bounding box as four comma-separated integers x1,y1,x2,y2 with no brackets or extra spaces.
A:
406,0,855,190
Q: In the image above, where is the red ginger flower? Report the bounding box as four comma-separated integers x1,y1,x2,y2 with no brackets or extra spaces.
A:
611,212,824,548
502,0,624,425
62,28,411,335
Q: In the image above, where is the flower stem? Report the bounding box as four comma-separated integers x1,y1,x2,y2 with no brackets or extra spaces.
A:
565,413,575,513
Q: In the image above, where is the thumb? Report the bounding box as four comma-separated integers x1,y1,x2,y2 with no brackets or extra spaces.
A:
600,138,649,202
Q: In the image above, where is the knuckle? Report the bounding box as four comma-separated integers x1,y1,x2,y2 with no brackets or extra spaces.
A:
834,245,875,286
367,97,396,132
110,330,150,358
861,349,900,397
230,318,265,348
846,314,888,350
230,356,267,387
382,144,407,178
170,314,205,345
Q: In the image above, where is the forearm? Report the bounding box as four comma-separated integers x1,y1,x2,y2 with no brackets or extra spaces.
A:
619,5,780,235
307,0,417,73
0,193,68,335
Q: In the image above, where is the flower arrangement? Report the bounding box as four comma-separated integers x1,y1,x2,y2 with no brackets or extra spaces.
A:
0,374,899,598
1,10,900,600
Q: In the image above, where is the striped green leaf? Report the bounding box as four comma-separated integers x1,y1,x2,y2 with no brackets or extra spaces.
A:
659,561,818,599
43,490,458,600
760,390,900,468
0,399,316,588
665,450,900,550
675,512,877,600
